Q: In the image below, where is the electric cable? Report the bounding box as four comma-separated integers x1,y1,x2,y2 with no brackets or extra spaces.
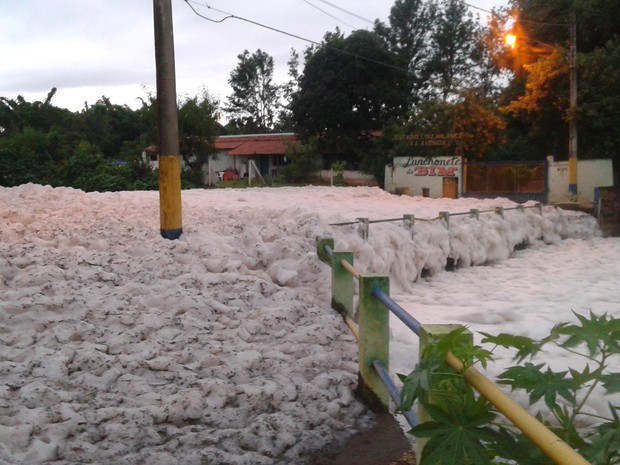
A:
185,0,232,23
461,1,494,15
301,0,356,29
314,0,375,25
185,0,321,44
184,0,532,76
183,0,409,75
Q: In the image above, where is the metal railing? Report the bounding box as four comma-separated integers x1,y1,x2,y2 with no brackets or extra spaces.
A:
316,235,590,465
329,203,543,241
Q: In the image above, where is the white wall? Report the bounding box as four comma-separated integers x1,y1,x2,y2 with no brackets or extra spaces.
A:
548,157,614,203
385,156,463,197
319,170,378,186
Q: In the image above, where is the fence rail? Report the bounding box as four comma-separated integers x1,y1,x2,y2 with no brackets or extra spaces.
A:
328,203,543,241
316,228,591,465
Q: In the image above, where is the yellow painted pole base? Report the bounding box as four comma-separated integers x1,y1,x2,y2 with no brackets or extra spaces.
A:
159,155,183,239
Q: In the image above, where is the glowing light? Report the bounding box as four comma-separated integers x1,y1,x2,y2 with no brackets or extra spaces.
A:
505,33,517,48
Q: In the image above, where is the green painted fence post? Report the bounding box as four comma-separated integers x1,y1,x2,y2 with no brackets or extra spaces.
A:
417,324,472,457
316,237,354,318
358,274,390,411
316,237,334,264
332,251,354,319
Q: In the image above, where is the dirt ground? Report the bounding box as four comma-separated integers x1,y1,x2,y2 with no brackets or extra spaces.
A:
305,412,417,465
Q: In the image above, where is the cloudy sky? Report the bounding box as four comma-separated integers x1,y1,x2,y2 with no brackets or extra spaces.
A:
1,0,507,113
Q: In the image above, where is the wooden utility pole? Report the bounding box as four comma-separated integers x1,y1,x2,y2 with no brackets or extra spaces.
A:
568,13,578,201
153,0,183,239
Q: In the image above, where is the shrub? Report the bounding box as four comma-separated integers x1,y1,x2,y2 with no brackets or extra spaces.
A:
400,312,620,465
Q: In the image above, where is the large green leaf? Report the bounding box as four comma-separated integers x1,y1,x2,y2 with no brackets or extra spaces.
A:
583,405,620,465
601,373,620,394
411,400,497,465
568,363,600,388
489,427,555,465
399,362,433,411
557,311,620,356
480,332,542,362
498,363,576,409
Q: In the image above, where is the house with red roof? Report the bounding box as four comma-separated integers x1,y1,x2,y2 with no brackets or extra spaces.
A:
213,133,298,179
142,132,377,186
142,133,298,183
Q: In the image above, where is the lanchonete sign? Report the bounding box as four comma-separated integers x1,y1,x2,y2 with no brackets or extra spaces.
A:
400,156,461,177
385,156,463,198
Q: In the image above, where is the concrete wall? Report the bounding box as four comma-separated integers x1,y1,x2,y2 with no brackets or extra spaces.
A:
319,170,378,186
385,156,463,198
548,157,614,203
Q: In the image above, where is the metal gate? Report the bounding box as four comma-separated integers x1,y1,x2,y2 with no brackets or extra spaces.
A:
464,160,547,203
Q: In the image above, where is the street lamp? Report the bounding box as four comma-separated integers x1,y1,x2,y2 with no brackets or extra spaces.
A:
504,33,517,48
505,15,578,201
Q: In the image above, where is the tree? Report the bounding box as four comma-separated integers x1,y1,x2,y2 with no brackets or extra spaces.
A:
225,49,280,133
179,91,220,186
495,0,620,171
577,37,620,167
275,48,301,132
278,137,322,184
511,0,620,54
427,0,484,101
375,0,500,107
0,127,57,186
0,90,79,186
450,93,507,160
374,0,437,105
58,141,156,192
500,49,567,112
80,97,147,159
391,94,506,163
59,141,110,191
292,29,409,161
178,89,219,177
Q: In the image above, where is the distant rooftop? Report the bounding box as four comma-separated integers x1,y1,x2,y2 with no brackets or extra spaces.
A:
214,133,298,156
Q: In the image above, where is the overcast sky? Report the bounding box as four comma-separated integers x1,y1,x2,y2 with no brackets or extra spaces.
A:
1,0,507,113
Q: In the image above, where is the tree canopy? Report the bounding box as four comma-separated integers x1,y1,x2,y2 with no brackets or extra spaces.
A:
495,0,620,168
0,88,220,191
292,29,409,156
224,49,280,133
2,0,620,188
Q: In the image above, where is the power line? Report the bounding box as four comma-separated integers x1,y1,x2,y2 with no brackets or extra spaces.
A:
183,0,529,77
183,1,409,75
184,1,231,23
313,0,493,26
460,0,569,27
185,0,321,44
314,0,375,25
461,1,494,15
300,0,356,29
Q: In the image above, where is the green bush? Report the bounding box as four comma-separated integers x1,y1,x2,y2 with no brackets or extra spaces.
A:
278,137,322,184
400,312,620,465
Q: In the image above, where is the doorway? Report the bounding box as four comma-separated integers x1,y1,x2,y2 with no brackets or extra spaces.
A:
442,177,458,199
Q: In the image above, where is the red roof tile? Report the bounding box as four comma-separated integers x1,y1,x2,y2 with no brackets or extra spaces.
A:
214,134,298,156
